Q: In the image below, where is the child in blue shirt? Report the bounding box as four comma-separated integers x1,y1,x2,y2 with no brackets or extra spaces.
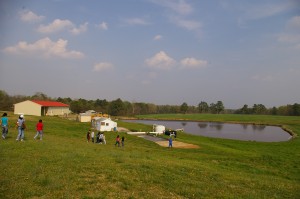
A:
1,113,8,139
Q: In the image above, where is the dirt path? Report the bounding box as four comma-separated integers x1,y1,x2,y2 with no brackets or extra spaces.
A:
155,140,200,148
138,135,199,149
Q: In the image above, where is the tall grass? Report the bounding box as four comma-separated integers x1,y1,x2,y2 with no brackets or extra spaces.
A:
0,113,299,198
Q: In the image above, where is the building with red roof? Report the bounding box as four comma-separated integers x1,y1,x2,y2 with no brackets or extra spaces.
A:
14,100,71,116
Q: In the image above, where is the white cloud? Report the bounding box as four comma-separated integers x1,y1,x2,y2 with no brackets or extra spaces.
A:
153,35,162,40
148,72,158,79
93,62,114,72
150,0,201,33
277,16,300,48
3,37,84,59
244,1,295,20
180,57,207,69
38,19,73,33
278,33,300,43
97,22,108,30
150,0,193,15
123,17,150,26
71,22,88,35
287,16,300,29
20,10,45,23
145,51,176,70
252,74,274,82
170,16,202,31
38,19,88,35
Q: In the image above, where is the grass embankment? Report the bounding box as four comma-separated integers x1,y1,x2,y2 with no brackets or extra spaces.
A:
0,113,299,198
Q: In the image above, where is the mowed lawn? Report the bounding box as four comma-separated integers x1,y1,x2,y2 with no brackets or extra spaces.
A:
0,113,299,198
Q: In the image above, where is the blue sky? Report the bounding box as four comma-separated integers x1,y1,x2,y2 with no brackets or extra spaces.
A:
0,0,299,109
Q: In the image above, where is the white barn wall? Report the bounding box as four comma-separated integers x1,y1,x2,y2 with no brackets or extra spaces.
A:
80,116,92,122
14,100,70,116
14,100,41,116
46,107,71,116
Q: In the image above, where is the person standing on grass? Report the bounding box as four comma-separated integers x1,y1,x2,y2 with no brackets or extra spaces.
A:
1,113,8,139
99,133,103,144
87,130,91,142
121,136,125,147
115,135,120,147
96,132,99,143
16,115,25,141
168,136,173,148
91,130,95,143
34,119,44,140
102,133,106,144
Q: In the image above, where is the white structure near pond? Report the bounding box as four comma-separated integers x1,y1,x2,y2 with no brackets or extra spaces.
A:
91,117,117,132
146,124,166,136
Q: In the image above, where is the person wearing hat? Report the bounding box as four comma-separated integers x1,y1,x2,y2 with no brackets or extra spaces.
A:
16,115,25,141
1,113,8,139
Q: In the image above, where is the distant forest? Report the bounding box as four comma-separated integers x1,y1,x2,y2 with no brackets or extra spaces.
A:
0,90,299,116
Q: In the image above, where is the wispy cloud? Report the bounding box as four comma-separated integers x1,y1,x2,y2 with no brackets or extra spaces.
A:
277,15,300,48
287,16,300,29
3,37,84,59
278,33,300,43
145,51,176,70
96,22,108,30
149,0,193,15
236,1,297,28
169,16,201,31
93,62,114,72
153,35,163,41
20,10,45,23
122,17,150,26
149,0,201,33
37,19,88,35
180,57,207,69
245,1,295,20
252,74,274,82
71,22,88,35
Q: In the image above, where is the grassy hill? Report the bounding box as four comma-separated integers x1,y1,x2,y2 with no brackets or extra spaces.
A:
1,113,299,198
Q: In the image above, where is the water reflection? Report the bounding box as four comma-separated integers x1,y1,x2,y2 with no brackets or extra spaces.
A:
198,123,207,129
122,120,291,142
209,122,223,131
252,125,266,131
241,124,248,130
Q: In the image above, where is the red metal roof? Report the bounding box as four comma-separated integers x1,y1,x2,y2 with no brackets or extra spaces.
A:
31,100,69,107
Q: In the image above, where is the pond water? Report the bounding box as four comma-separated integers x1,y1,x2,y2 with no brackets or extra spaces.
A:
122,120,292,142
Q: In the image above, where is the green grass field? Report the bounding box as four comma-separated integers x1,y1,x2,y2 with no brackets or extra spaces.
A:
1,113,299,198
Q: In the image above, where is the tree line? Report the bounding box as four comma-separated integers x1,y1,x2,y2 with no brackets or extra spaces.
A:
0,90,299,116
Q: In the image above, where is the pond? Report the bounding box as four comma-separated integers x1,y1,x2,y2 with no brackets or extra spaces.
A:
122,120,292,142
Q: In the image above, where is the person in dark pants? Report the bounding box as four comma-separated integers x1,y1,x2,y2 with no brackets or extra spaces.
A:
115,135,120,147
1,113,8,139
168,137,173,148
121,136,125,147
86,130,91,142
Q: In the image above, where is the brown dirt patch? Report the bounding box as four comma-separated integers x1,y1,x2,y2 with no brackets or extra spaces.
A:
118,127,130,132
155,140,200,149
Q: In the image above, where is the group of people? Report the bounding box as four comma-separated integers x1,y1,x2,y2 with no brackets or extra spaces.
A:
86,130,107,144
1,112,44,142
115,135,125,147
86,130,125,147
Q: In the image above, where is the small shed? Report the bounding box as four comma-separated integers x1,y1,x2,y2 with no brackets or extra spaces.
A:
78,113,92,122
14,100,70,116
91,117,117,132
